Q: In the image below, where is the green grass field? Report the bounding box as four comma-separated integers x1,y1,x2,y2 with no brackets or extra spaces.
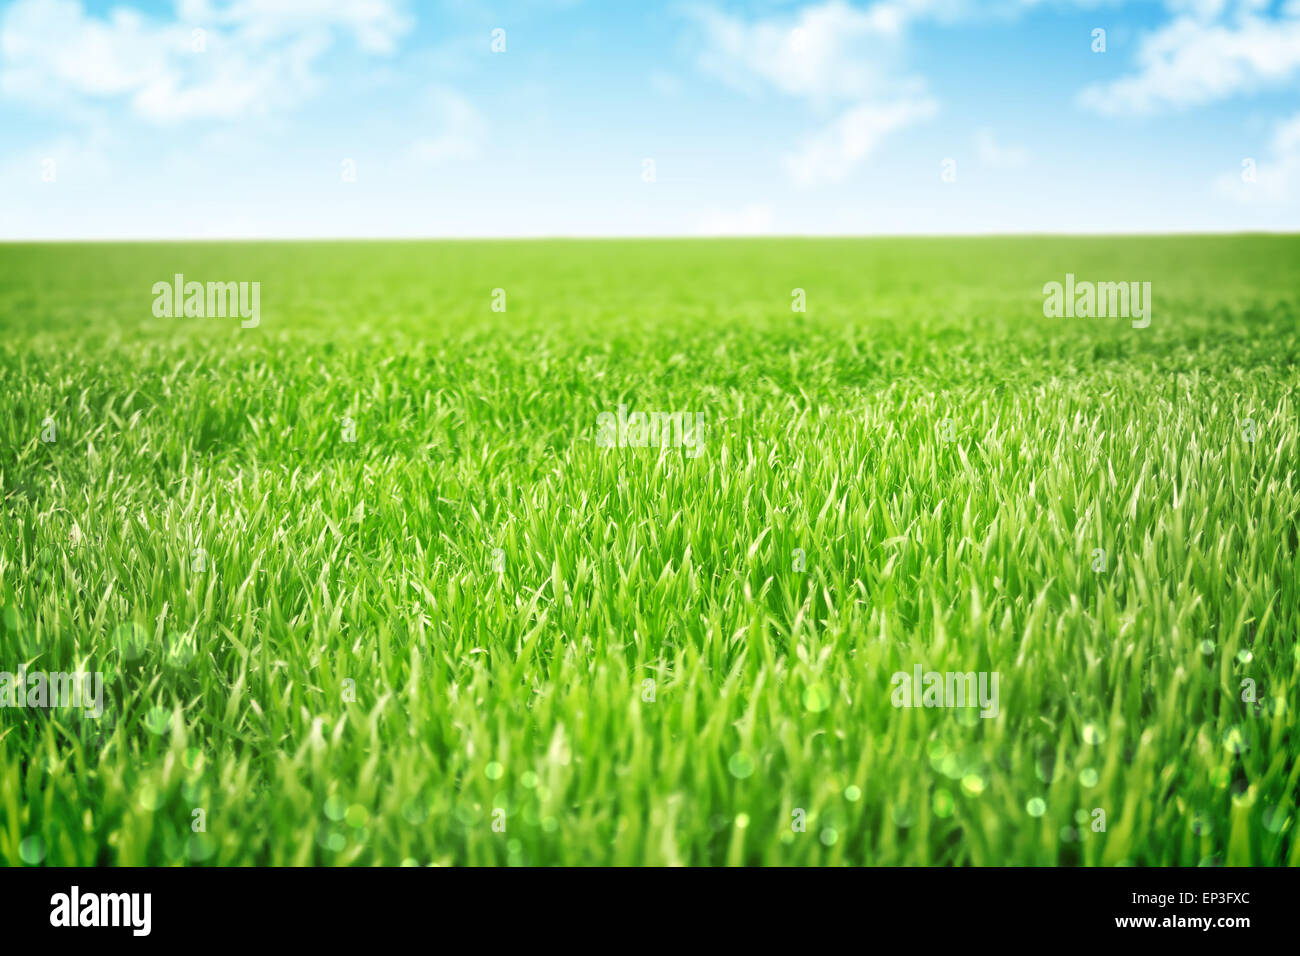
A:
1,236,1297,866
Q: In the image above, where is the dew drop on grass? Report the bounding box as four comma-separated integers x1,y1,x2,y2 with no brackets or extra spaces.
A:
802,684,830,713
485,761,504,780
324,795,347,821
137,783,160,812
1082,723,1105,745
734,813,749,829
520,771,538,789
727,752,755,779
960,774,985,797
819,828,838,846
345,804,369,828
1236,649,1253,664
1200,640,1215,655
1221,727,1247,755
1262,806,1289,834
844,785,862,802
19,835,45,865
932,789,954,818
1079,768,1099,788
1026,798,1046,817
187,834,215,862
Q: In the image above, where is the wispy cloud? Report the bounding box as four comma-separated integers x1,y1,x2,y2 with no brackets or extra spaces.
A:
689,0,940,186
785,98,937,186
1215,110,1300,204
1,122,114,186
1078,2,1300,115
975,127,1028,169
0,0,413,123
410,87,485,163
649,70,683,96
690,0,912,104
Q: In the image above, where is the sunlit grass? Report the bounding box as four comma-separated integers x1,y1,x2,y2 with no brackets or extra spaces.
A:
1,236,1297,865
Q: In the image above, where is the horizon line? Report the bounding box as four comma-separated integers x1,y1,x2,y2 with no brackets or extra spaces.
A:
2,229,1298,244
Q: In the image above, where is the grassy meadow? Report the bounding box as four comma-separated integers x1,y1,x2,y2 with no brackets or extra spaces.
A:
0,235,1297,866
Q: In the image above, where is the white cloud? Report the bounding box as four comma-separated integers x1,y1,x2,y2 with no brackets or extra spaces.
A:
690,0,914,104
0,0,412,122
695,203,773,235
785,98,937,186
690,1,941,186
178,0,412,55
975,127,1028,168
1215,111,1300,204
1078,5,1300,115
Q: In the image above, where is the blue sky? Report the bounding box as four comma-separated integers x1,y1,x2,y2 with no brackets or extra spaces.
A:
2,0,1299,237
